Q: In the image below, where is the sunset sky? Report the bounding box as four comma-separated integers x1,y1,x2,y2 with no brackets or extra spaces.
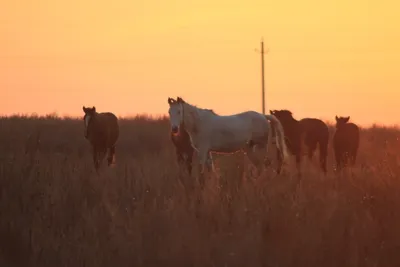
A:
1,0,399,126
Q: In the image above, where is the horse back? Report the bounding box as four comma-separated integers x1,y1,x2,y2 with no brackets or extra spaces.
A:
346,123,360,135
299,118,329,140
92,112,119,147
334,123,360,147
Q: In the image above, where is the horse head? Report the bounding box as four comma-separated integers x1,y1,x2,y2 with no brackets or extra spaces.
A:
82,106,97,139
270,109,295,123
167,97,185,134
335,116,350,129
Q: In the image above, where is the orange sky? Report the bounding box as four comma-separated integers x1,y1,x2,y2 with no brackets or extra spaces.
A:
1,0,399,126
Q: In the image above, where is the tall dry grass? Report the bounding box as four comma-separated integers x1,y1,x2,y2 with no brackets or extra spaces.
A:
0,115,400,267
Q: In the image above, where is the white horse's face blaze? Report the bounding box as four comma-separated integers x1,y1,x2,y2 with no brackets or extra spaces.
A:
168,104,183,134
84,114,91,138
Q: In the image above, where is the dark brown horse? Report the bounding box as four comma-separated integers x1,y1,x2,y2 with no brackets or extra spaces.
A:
333,116,360,170
270,109,329,175
82,106,119,171
168,98,195,175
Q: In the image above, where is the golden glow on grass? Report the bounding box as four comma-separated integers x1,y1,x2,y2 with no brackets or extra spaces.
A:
1,115,400,266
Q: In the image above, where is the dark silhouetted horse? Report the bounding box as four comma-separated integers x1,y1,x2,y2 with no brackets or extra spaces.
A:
82,106,119,171
168,98,195,175
333,116,360,170
270,109,329,175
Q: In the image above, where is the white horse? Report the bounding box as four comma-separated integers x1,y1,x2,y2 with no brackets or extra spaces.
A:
167,97,289,177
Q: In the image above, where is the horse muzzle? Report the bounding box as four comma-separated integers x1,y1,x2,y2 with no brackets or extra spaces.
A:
171,126,179,135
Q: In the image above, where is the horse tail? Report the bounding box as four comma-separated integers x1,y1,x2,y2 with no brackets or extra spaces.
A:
265,115,289,162
266,121,273,153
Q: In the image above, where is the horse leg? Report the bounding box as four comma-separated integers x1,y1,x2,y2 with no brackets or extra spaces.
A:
179,150,195,192
319,141,328,175
197,148,210,189
250,132,271,172
97,147,107,169
245,147,263,176
186,151,194,175
92,146,99,171
295,153,302,178
350,146,358,166
334,149,342,172
245,141,258,175
176,149,185,170
205,152,215,173
276,148,283,174
107,145,116,166
307,144,316,161
343,151,349,167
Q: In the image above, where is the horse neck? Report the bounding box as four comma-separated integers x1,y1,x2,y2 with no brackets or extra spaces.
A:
279,116,296,125
89,112,99,119
182,104,213,135
199,108,215,120
337,123,348,130
181,104,195,134
91,113,101,124
289,116,298,124
279,117,298,134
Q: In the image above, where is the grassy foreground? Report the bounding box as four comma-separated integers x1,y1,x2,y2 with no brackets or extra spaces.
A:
0,115,400,267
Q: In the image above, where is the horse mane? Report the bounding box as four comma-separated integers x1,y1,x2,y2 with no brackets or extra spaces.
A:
205,108,217,115
181,100,218,116
271,109,296,121
278,110,293,117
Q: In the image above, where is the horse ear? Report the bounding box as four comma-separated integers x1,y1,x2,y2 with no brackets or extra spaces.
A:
345,116,350,122
92,106,96,112
177,97,185,103
270,110,274,114
168,97,175,105
335,115,339,121
83,106,87,113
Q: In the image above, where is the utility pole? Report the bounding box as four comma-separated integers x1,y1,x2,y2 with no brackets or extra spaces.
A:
255,38,269,114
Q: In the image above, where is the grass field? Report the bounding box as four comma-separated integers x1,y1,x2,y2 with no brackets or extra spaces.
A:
1,115,400,267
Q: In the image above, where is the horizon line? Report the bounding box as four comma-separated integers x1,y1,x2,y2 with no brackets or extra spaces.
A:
1,112,399,129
